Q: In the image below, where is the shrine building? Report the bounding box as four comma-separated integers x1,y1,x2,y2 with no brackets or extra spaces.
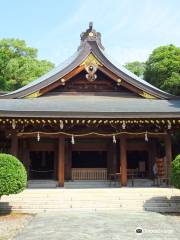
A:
0,23,180,187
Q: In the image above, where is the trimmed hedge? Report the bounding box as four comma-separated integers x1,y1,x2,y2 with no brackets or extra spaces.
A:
0,153,27,196
171,154,180,189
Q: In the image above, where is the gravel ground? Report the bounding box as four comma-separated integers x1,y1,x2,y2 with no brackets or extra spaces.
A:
14,211,180,240
0,212,179,240
0,213,34,240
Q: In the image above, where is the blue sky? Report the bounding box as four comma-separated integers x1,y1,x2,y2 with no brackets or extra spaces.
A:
0,0,179,65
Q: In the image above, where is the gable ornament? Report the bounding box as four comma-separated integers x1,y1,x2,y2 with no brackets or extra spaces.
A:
139,91,157,99
85,65,97,82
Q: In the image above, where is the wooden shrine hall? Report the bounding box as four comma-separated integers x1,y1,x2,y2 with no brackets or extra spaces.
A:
0,22,180,187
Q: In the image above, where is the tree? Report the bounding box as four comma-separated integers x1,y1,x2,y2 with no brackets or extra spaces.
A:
124,61,145,77
171,154,180,189
162,72,180,96
144,45,180,95
0,38,54,91
0,154,27,196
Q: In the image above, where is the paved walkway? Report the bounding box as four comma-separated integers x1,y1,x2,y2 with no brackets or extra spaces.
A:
14,210,180,240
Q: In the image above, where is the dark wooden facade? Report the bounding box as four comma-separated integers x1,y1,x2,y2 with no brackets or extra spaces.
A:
3,132,172,186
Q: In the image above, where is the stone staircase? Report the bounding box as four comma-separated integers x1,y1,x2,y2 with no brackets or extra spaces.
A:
0,188,180,214
64,180,112,188
28,180,58,188
27,179,154,189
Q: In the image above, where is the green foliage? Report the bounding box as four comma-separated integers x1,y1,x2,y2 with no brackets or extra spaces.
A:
162,73,180,96
124,61,145,77
0,154,27,196
144,45,180,95
0,38,54,91
172,130,180,158
171,154,180,189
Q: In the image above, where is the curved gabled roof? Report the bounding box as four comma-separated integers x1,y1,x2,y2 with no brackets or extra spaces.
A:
0,23,175,99
0,46,90,99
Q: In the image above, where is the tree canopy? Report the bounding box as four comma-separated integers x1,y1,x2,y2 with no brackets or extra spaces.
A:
144,45,180,95
124,61,145,77
0,38,54,91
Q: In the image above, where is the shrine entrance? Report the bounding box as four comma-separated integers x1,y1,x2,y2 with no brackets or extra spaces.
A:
127,150,149,178
72,151,107,168
71,151,108,180
29,151,55,180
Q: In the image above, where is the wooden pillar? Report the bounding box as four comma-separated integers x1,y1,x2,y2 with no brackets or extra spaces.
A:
120,135,127,186
10,132,18,157
112,143,117,173
65,141,72,180
22,139,30,178
22,140,27,168
58,136,65,187
148,139,156,178
107,143,112,175
164,134,172,179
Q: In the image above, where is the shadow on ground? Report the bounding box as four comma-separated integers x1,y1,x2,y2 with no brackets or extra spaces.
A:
0,201,12,215
143,196,180,213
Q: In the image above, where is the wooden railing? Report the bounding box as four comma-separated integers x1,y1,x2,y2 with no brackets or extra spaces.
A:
71,168,107,180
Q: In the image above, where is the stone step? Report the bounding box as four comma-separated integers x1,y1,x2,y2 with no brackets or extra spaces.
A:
28,180,58,188
1,200,179,210
27,179,155,189
11,187,178,193
23,193,178,198
1,199,178,205
1,188,180,213
1,205,179,213
64,181,113,189
3,197,179,203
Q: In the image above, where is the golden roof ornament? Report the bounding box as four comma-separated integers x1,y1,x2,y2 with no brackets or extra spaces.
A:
85,64,97,82
81,53,102,67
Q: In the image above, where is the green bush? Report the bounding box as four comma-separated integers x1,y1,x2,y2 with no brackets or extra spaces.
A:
171,154,180,189
0,154,27,196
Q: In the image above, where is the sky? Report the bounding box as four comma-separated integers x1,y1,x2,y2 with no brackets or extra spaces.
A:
0,0,180,65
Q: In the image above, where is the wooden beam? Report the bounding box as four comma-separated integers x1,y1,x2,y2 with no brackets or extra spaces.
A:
58,136,65,187
99,65,143,97
72,143,108,151
40,65,84,96
10,132,18,157
120,135,127,186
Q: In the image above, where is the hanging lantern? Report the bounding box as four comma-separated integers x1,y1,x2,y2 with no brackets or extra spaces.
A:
71,135,75,144
12,119,16,129
122,120,126,129
113,135,116,144
145,131,148,142
60,120,64,129
37,132,40,142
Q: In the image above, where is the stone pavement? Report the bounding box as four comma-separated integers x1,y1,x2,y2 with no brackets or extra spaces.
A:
14,210,180,240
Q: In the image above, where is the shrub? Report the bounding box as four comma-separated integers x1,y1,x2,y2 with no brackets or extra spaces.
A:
171,154,180,189
0,154,27,196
